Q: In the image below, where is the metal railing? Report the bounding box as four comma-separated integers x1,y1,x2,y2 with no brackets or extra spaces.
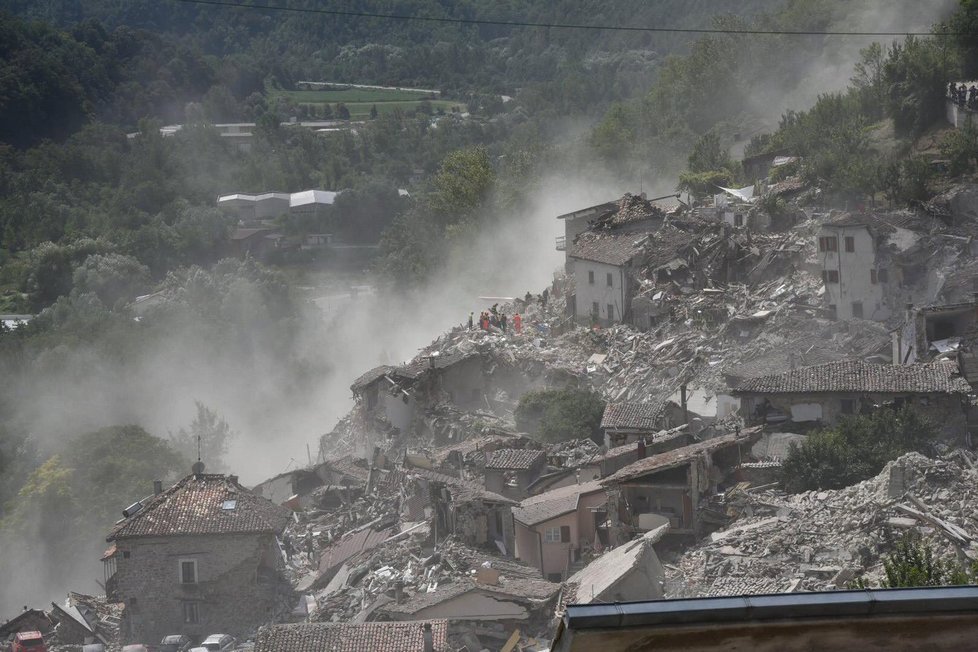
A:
555,235,566,251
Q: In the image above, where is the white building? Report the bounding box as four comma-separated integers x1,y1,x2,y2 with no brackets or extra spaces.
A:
555,200,618,266
217,190,338,223
567,232,643,325
817,218,888,321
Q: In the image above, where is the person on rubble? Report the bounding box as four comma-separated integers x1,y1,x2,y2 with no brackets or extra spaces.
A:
514,313,522,334
970,86,978,109
541,288,549,308
468,312,474,329
305,528,314,557
282,531,294,561
950,81,958,98
524,291,533,305
500,312,507,332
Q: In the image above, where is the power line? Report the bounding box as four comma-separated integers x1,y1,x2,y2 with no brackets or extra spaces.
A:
170,0,958,38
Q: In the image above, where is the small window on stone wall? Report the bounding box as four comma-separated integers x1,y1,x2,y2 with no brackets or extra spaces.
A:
182,602,199,624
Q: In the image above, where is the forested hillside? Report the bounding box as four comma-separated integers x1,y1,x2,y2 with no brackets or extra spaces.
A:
1,0,976,617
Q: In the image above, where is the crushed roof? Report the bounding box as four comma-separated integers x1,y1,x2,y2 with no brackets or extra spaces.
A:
733,360,972,395
569,232,644,266
255,621,448,652
601,401,674,431
318,526,395,572
563,525,668,606
485,448,545,470
108,473,290,540
408,467,516,505
644,225,695,270
350,365,393,392
512,480,605,527
395,351,480,380
601,429,761,485
382,577,559,615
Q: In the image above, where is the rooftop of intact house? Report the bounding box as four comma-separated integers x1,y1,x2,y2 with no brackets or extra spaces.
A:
732,360,972,395
484,448,545,470
512,479,605,526
600,401,674,431
255,620,449,652
108,471,290,540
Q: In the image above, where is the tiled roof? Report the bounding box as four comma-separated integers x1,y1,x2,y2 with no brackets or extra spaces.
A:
600,401,670,431
569,232,644,266
395,351,480,380
108,474,290,540
724,347,845,384
601,429,762,485
254,621,448,652
485,448,545,470
350,365,392,391
733,360,972,395
512,480,605,527
382,577,559,615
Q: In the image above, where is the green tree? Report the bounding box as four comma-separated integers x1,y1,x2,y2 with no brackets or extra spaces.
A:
428,146,495,228
71,252,150,306
515,389,606,443
336,103,351,120
370,104,378,119
781,407,937,493
170,401,236,472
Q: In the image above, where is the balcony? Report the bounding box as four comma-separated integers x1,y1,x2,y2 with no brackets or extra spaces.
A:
556,235,566,251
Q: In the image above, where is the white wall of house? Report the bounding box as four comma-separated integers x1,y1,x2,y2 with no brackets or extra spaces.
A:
572,259,626,323
819,225,889,321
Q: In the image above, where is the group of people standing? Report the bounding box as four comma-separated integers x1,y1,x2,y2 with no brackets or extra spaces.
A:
949,82,978,110
469,303,523,334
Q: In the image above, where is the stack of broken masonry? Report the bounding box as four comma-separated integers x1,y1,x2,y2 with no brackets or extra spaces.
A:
666,451,978,598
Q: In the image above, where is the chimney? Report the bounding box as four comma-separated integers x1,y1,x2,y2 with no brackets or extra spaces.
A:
422,623,434,652
680,384,689,425
153,480,163,495
394,580,405,604
636,439,646,461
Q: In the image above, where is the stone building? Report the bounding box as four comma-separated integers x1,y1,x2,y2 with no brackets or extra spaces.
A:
103,470,292,644
483,448,547,500
732,360,972,436
600,401,688,448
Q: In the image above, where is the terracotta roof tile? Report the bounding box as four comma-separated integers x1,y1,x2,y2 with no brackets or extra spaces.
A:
382,577,559,615
569,232,644,266
600,401,671,431
108,474,290,540
601,429,762,485
512,480,605,526
485,448,545,470
733,360,972,395
255,621,448,652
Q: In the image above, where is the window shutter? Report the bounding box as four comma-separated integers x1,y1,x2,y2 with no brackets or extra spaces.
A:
560,525,571,543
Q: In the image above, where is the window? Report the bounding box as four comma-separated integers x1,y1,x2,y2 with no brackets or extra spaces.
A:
878,268,889,283
591,302,599,318
851,302,864,319
179,559,198,585
845,236,855,252
606,272,613,287
818,236,838,252
840,399,855,415
129,597,140,614
607,304,615,320
871,269,878,284
560,525,571,543
734,213,744,227
588,270,595,285
544,527,561,543
122,550,131,559
821,270,839,284
182,602,199,624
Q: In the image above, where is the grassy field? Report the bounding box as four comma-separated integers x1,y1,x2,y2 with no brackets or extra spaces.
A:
272,87,466,120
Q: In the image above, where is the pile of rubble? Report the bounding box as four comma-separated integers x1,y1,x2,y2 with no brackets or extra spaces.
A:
666,451,978,597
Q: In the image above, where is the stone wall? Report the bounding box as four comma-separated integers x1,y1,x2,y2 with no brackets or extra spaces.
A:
109,533,290,644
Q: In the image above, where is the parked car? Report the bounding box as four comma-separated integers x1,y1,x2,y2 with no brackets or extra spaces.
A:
11,632,46,652
159,635,192,652
199,635,235,652
121,645,156,652
81,645,106,652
